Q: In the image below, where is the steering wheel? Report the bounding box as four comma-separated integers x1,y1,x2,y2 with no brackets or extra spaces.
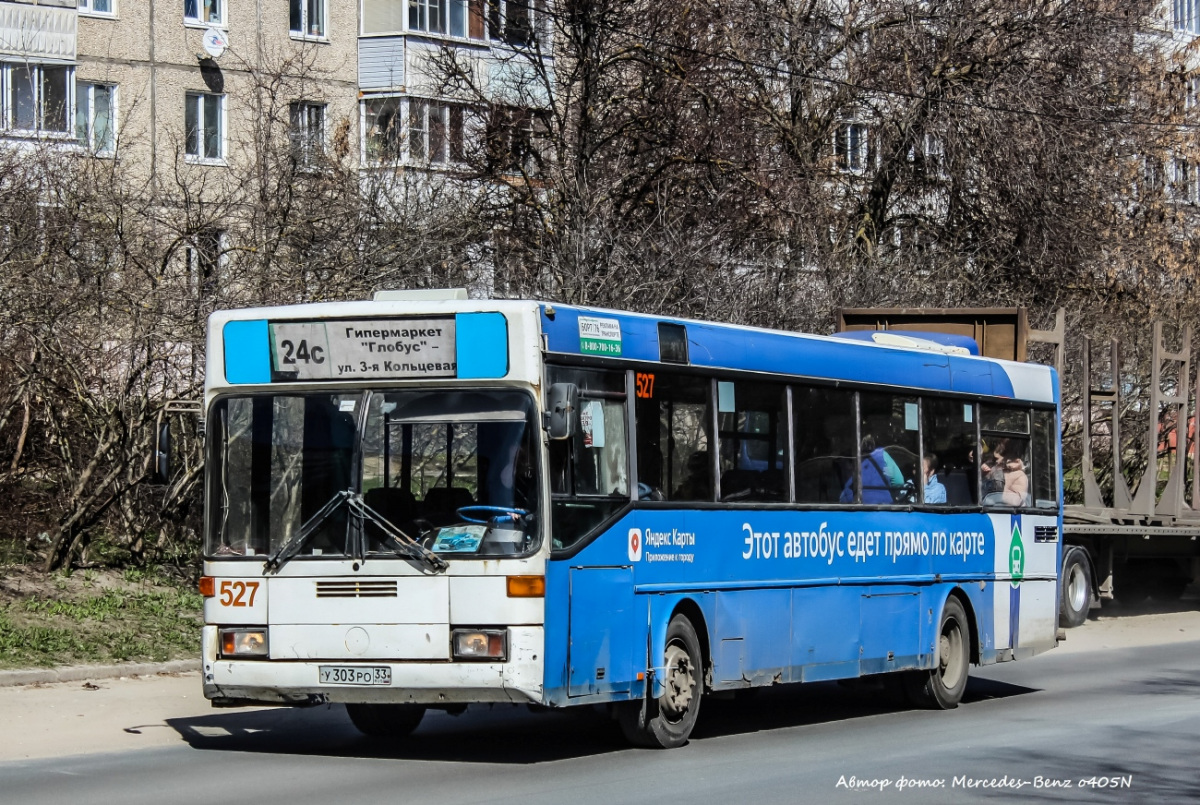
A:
456,505,530,525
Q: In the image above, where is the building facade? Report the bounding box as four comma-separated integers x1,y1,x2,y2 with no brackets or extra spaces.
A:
0,1,551,173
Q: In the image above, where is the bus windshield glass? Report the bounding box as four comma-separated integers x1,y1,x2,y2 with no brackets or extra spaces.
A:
206,390,539,559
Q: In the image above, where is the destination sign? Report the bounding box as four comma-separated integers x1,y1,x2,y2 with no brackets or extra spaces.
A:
268,318,457,380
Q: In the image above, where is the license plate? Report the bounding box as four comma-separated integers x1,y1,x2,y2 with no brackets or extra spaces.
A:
318,665,392,686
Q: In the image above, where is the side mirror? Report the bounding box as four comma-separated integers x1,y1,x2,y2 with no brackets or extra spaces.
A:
152,420,171,485
546,383,578,440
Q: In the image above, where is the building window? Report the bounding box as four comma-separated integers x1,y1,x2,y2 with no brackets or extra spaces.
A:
486,106,540,174
76,83,116,154
486,0,541,46
400,0,481,37
185,92,223,162
184,0,223,25
364,97,403,162
409,100,463,163
410,0,445,33
78,0,115,15
4,64,72,134
834,122,870,172
366,98,465,165
289,101,325,166
1171,156,1199,204
365,0,484,37
1177,0,1200,35
290,0,325,38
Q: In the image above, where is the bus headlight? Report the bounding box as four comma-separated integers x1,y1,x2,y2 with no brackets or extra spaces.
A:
452,629,507,661
220,628,269,658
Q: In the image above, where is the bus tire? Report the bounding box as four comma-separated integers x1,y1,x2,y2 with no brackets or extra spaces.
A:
1059,547,1093,628
904,596,970,710
618,615,703,749
345,703,426,738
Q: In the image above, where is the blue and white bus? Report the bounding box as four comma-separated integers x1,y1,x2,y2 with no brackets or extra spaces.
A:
200,291,1060,748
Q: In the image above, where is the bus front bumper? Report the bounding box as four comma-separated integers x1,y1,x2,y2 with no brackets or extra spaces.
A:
201,625,544,706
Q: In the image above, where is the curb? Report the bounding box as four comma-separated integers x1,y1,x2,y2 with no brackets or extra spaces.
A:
0,659,199,688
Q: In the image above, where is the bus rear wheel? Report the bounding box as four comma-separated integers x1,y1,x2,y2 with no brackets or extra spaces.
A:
1059,547,1093,628
345,703,426,738
619,615,703,749
905,596,970,710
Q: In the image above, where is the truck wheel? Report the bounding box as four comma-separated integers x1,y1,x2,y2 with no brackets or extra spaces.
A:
345,703,426,738
1059,547,1093,628
618,615,703,748
904,596,970,710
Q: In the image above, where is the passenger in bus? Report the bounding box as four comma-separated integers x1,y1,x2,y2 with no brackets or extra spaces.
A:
980,439,1008,496
922,454,947,504
984,455,1029,507
840,435,905,504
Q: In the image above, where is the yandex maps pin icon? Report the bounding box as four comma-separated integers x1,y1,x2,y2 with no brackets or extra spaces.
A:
628,528,642,562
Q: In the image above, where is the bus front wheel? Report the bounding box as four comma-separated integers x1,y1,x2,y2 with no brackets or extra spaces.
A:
619,615,703,749
345,703,426,738
904,596,970,709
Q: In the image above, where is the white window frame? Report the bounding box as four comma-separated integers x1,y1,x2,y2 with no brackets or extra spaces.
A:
78,0,117,17
922,133,947,179
1178,0,1200,35
485,0,546,48
409,99,467,165
184,0,224,27
409,0,446,34
1171,156,1199,204
290,0,327,40
184,91,226,164
289,101,325,167
363,96,404,164
834,122,870,173
77,82,117,155
2,63,75,136
364,97,469,166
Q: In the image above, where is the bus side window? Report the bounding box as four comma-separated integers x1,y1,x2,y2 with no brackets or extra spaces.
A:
980,405,1032,509
716,380,786,502
546,367,629,551
793,385,856,505
923,398,978,506
636,373,711,502
857,391,919,504
1032,409,1058,509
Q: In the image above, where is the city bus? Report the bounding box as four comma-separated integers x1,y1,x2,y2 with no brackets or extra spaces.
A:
199,290,1061,748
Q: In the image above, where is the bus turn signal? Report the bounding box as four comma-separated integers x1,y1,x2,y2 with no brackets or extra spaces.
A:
506,575,545,597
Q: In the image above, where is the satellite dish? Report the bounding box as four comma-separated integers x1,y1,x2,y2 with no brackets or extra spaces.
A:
202,28,228,59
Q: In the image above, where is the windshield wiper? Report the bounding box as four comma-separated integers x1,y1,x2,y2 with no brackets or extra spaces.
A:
263,490,353,574
264,490,448,574
346,493,448,573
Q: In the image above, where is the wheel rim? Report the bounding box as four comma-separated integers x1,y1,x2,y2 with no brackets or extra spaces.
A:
1066,561,1088,613
938,616,966,690
661,640,696,722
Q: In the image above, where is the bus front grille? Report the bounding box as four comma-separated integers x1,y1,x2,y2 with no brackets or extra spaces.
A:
315,580,398,598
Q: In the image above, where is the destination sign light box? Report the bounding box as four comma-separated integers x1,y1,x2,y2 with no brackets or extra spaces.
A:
269,318,457,380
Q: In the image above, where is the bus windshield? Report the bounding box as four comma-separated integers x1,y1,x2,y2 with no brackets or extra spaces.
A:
206,389,539,559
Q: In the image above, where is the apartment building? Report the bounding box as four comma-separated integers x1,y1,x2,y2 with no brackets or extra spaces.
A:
0,1,550,173
72,1,358,176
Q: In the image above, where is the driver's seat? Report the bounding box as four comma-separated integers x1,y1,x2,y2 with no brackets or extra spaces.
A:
422,486,475,525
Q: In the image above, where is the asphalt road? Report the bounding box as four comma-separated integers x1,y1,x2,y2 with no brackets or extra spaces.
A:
2,630,1198,804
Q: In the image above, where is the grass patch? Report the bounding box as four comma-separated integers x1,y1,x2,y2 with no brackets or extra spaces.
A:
0,568,203,669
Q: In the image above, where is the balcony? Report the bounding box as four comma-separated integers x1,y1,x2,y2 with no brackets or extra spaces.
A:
0,0,76,63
